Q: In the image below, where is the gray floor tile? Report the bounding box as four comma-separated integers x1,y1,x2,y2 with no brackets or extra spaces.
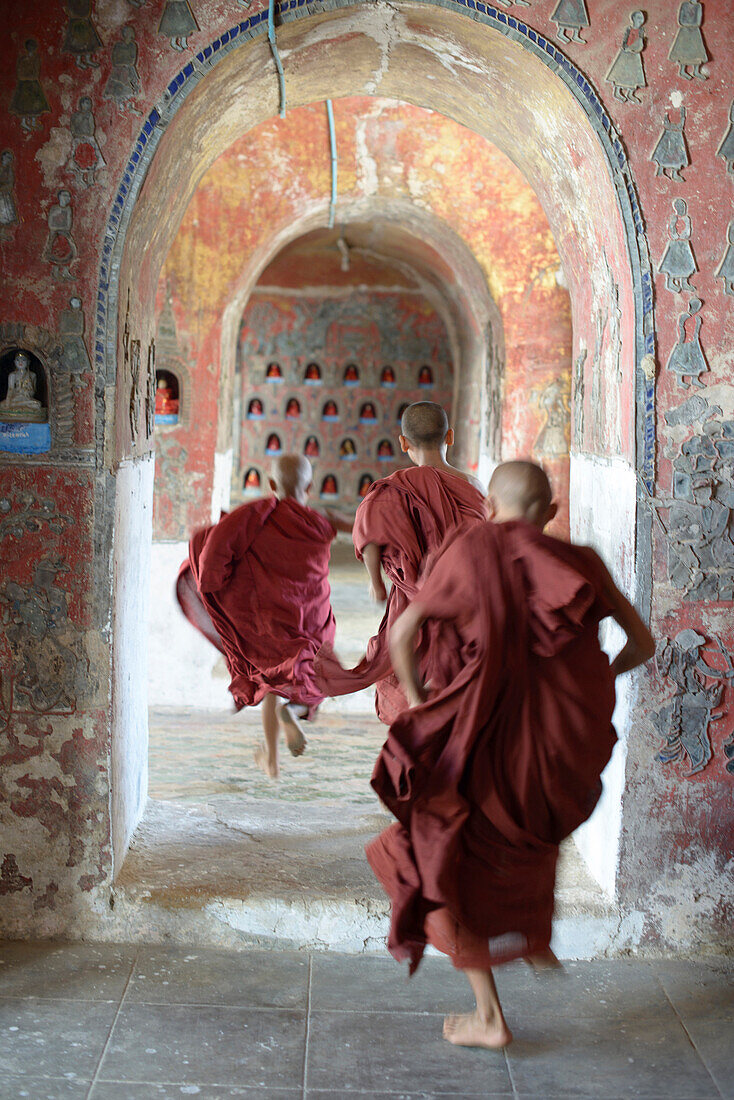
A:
0,942,136,1002
652,958,734,1021
0,1079,90,1099
678,1015,734,1099
496,959,675,1021
505,1011,720,1098
310,952,468,1013
0,997,117,1079
98,1003,305,1089
127,946,309,1008
306,1010,512,1094
90,1085,301,1099
307,1093,513,1099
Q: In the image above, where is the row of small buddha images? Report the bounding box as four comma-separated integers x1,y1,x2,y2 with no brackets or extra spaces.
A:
246,397,418,422
243,466,375,500
255,433,398,460
260,362,436,387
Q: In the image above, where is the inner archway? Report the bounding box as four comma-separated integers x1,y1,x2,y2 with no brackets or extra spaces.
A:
108,2,649,926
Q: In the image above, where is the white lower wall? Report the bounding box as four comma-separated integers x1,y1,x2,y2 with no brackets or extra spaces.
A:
211,448,233,522
148,541,233,709
111,456,154,873
569,452,637,900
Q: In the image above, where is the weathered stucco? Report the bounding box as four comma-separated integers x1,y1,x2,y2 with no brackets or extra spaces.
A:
0,0,732,949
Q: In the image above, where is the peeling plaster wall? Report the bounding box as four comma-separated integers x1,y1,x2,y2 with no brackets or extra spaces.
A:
570,453,638,898
0,0,732,946
110,457,153,872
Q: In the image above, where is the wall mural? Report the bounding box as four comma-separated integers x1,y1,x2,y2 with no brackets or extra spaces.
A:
236,292,453,505
652,396,734,603
654,629,733,775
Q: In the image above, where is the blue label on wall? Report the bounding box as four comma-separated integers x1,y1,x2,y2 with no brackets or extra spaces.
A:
0,421,51,454
155,413,179,426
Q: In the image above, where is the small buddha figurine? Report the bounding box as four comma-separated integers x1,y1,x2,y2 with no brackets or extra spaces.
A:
0,351,47,423
154,376,178,416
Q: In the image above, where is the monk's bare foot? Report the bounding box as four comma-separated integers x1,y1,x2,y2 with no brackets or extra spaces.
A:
443,1012,513,1049
254,742,279,778
523,948,563,974
278,704,307,757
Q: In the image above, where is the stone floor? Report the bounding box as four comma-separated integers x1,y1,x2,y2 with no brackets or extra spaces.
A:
0,942,731,1099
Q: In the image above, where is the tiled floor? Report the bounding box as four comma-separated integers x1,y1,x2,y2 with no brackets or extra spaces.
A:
0,943,731,1099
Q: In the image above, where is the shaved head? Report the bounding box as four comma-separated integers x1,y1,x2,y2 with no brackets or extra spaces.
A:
487,461,553,526
273,454,312,497
401,402,449,448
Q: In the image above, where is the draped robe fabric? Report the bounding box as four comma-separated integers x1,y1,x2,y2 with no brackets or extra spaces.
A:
176,496,336,713
315,466,487,724
366,519,617,973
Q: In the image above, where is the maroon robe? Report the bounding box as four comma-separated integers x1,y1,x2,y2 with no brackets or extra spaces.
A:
177,496,336,712
367,519,617,973
315,466,486,723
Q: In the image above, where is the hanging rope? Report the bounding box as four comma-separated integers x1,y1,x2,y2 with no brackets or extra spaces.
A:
268,0,286,119
326,99,337,229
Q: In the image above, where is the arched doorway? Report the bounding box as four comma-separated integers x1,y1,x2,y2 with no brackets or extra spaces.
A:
105,3,652,909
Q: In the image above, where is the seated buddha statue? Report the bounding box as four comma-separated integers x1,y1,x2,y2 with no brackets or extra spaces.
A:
155,377,179,416
0,352,47,423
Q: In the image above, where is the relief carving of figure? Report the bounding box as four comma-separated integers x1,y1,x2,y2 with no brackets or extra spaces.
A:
43,190,77,281
716,221,734,296
654,630,733,774
717,101,734,176
666,297,707,388
63,0,102,69
158,1,200,51
551,0,589,44
669,0,708,80
10,40,50,135
606,11,646,104
58,297,92,381
658,198,697,294
67,97,105,187
0,151,19,236
652,417,734,601
651,107,689,181
104,26,141,110
0,352,46,424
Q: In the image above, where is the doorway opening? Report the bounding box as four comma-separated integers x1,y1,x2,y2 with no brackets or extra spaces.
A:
106,4,651,942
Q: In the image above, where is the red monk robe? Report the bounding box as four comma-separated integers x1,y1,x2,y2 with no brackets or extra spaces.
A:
177,496,337,713
367,519,617,973
315,466,486,723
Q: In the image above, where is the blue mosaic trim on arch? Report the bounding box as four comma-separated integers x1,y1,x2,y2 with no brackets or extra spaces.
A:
95,0,655,489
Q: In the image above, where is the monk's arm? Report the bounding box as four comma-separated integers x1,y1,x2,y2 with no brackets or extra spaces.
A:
362,542,387,602
389,601,428,707
323,507,354,534
589,550,655,677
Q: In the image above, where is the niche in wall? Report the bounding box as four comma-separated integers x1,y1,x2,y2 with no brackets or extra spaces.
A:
154,368,180,425
0,347,50,455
